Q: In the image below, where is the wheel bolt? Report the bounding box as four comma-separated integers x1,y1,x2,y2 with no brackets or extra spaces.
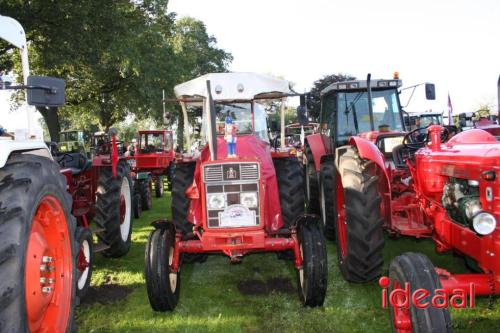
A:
40,264,47,271
40,277,46,284
42,256,54,263
42,287,53,294
48,278,55,284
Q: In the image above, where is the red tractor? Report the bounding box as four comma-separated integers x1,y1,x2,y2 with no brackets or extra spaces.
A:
127,130,175,217
305,74,499,331
55,129,133,298
144,72,327,311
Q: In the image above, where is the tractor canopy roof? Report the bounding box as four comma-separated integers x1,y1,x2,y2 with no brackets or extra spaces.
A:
321,78,402,96
174,72,294,104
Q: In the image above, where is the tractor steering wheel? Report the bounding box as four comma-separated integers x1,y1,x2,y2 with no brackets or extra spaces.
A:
403,125,449,150
57,153,74,167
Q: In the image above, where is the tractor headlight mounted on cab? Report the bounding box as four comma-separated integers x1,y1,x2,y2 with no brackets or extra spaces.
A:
240,192,258,208
471,212,497,235
207,193,226,209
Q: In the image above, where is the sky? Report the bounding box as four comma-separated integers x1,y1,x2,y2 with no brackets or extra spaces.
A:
169,0,500,114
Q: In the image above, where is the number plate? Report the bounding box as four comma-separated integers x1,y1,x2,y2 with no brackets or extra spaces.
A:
219,204,256,227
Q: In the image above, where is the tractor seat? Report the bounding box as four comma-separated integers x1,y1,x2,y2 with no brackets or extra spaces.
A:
392,144,414,169
58,153,93,175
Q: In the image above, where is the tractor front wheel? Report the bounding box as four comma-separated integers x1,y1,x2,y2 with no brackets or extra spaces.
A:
76,227,93,299
388,253,452,333
319,161,336,240
133,193,142,219
155,176,164,198
0,154,76,332
144,225,180,311
95,160,133,257
296,218,327,307
304,145,319,214
274,157,305,228
336,146,384,283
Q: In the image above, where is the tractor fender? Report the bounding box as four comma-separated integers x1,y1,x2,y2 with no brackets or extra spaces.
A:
150,219,175,230
0,140,52,168
305,133,327,171
346,136,389,182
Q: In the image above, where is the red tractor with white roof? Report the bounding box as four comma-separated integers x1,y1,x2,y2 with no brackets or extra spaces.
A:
304,73,499,331
0,15,76,332
127,130,174,217
144,72,327,311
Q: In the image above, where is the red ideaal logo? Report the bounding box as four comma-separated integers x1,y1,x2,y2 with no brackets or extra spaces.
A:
378,276,476,309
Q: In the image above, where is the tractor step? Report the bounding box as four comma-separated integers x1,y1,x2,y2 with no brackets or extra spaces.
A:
93,242,111,253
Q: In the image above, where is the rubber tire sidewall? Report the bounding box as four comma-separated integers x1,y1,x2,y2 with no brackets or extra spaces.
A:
75,227,93,299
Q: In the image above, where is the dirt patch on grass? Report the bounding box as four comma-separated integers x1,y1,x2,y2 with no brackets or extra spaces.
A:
237,277,295,296
80,284,133,306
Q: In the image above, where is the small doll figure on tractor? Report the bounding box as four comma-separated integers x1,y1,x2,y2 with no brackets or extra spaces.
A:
224,112,237,158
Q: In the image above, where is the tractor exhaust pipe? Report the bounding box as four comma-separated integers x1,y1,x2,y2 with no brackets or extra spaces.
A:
205,80,218,161
367,73,375,131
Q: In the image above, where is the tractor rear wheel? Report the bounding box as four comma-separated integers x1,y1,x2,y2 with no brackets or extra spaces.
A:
274,157,305,228
0,154,76,332
140,178,153,210
304,145,320,214
296,218,327,307
388,252,453,333
171,162,195,234
144,225,180,311
155,176,164,198
319,161,336,240
336,146,384,283
133,193,142,219
76,227,93,299
95,160,133,258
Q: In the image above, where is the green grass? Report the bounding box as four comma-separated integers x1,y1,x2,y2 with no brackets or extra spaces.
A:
77,194,500,332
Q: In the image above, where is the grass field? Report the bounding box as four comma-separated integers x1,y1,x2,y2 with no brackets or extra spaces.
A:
77,194,499,333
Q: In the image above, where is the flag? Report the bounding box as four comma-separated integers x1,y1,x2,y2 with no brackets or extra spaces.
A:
447,93,453,125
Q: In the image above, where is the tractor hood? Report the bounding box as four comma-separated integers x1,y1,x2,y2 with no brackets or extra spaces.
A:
188,136,284,232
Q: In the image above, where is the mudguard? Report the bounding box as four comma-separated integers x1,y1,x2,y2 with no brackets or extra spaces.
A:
347,136,389,182
305,133,327,171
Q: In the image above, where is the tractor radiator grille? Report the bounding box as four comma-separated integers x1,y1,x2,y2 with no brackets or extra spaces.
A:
203,162,259,183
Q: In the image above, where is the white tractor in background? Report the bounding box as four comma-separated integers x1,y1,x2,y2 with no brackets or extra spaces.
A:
0,15,76,332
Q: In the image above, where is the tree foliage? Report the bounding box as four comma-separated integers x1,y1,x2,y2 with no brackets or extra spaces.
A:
0,1,232,140
307,73,356,120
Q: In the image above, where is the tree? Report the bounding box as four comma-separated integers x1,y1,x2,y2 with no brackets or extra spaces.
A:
307,73,356,120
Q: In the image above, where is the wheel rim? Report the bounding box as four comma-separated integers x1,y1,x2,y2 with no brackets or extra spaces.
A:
168,245,177,291
25,195,72,333
299,244,305,292
77,238,91,290
119,178,132,241
391,280,412,332
336,179,348,258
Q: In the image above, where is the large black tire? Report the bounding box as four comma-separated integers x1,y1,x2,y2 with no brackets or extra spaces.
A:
389,253,453,333
76,227,93,299
95,160,133,258
273,157,305,228
155,176,164,198
166,163,174,191
133,192,142,219
336,146,384,283
171,162,195,234
144,225,180,311
319,161,336,240
304,145,320,214
140,177,153,210
296,218,328,307
0,154,76,332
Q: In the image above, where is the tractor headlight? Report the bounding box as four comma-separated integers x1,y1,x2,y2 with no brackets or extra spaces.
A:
240,192,258,208
472,212,497,235
207,193,226,209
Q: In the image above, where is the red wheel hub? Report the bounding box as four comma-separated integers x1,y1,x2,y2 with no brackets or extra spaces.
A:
336,178,347,258
392,280,412,332
119,194,126,225
25,195,72,333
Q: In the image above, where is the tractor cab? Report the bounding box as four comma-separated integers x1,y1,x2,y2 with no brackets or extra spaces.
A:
137,130,173,154
404,111,443,130
59,130,90,155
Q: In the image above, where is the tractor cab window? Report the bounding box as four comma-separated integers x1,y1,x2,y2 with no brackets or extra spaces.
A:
215,103,253,135
140,133,164,153
253,102,269,142
419,114,442,127
320,93,336,137
337,89,403,143
60,131,80,142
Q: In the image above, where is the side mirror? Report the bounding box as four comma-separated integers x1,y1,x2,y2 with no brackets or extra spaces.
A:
425,83,436,100
27,75,65,107
270,120,278,132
